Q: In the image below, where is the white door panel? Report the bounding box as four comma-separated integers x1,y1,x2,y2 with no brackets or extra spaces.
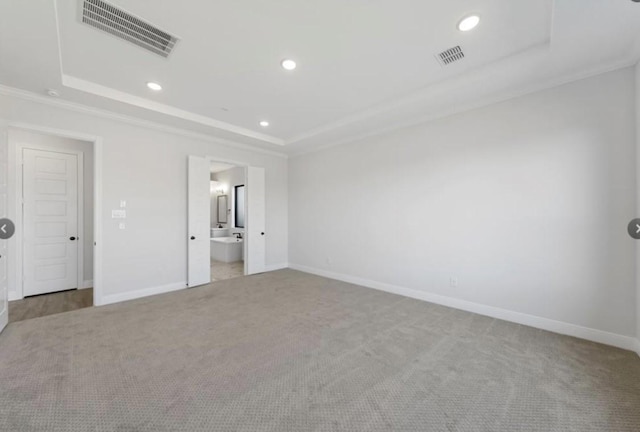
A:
187,155,210,287
23,149,78,296
247,166,265,275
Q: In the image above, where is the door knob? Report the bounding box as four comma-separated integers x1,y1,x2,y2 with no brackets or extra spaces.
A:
190,236,196,240
70,236,76,241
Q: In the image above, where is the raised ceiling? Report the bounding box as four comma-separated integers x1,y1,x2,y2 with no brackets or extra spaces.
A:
1,0,640,155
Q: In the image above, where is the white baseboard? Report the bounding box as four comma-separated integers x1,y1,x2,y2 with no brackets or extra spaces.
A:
98,282,186,306
0,309,6,332
264,262,289,272
289,263,639,353
80,280,93,289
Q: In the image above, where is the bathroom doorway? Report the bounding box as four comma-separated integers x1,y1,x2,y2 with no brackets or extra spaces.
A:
187,156,265,287
209,161,246,282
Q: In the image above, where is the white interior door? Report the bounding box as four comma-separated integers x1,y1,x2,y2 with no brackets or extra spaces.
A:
0,127,8,333
187,155,210,287
247,166,266,275
23,149,78,296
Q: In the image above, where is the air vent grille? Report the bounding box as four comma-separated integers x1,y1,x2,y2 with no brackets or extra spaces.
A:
436,46,465,66
81,0,178,58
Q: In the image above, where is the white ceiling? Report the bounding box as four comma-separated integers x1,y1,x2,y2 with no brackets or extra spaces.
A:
1,0,640,155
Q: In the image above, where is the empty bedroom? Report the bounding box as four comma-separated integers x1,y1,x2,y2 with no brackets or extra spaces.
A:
0,0,639,431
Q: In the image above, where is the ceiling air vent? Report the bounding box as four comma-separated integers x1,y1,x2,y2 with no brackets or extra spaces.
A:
81,0,179,58
436,46,465,66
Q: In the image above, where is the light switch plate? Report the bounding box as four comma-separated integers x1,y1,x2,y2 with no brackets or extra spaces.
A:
112,209,126,219
120,200,126,208
119,223,125,230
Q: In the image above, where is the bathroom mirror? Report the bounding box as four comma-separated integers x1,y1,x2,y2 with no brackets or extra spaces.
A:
217,195,228,223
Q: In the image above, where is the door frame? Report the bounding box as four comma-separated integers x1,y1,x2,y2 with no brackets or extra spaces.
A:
205,155,260,276
7,123,103,305
20,148,83,297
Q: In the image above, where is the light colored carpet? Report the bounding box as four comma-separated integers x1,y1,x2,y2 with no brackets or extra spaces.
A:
0,269,638,432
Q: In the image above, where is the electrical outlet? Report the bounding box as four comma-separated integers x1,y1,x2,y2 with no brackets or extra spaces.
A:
119,223,126,230
449,277,458,288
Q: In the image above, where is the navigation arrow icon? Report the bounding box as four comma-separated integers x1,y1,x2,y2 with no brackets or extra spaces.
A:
0,218,14,239
628,219,640,240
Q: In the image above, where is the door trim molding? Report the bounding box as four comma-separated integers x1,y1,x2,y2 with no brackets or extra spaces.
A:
7,123,103,306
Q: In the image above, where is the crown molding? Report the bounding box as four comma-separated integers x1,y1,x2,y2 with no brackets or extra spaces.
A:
61,75,285,146
2,50,634,162
0,84,288,159
285,42,551,147
289,53,639,158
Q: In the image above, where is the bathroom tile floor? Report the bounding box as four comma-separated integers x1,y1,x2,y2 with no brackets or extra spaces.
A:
210,260,244,282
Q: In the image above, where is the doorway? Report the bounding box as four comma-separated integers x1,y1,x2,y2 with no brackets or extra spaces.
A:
209,162,246,282
8,127,95,319
187,156,265,288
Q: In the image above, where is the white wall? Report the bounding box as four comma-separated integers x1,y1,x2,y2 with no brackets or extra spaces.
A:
212,166,246,234
0,92,288,305
7,128,94,294
289,67,637,346
636,62,640,351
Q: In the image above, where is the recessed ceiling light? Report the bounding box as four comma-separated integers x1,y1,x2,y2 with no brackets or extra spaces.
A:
46,89,60,97
146,81,162,91
281,59,297,70
458,15,480,32
259,121,270,127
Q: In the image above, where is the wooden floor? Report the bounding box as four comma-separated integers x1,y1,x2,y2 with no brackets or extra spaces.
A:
210,260,244,282
8,288,93,323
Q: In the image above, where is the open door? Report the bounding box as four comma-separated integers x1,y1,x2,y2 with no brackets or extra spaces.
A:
0,125,8,333
246,166,266,275
187,156,210,287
